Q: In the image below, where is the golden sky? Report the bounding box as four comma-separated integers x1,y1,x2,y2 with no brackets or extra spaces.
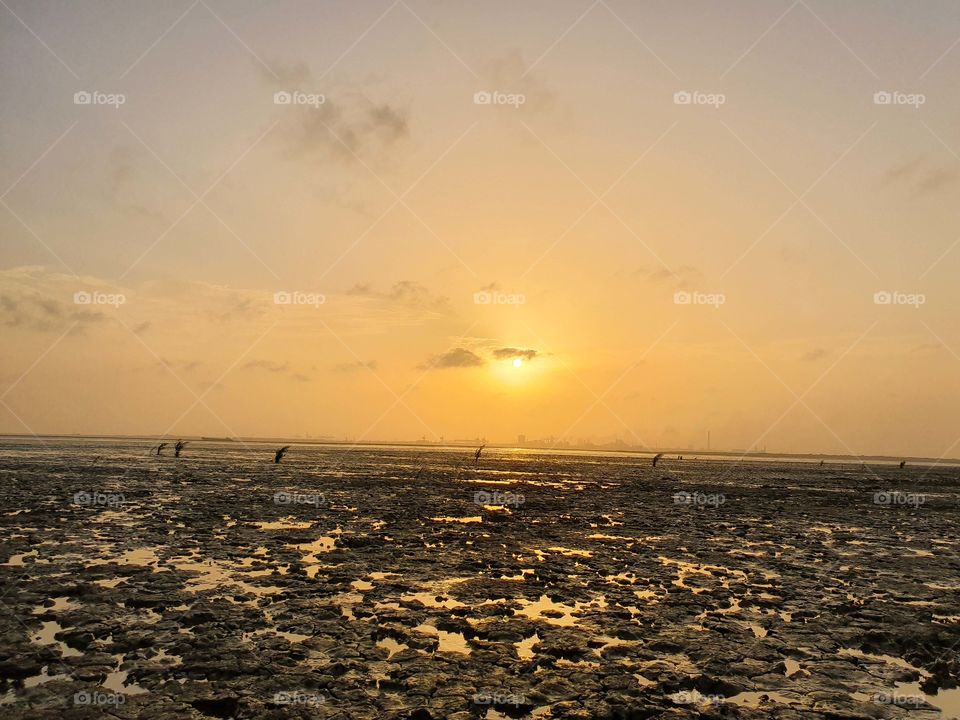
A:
2,1,960,457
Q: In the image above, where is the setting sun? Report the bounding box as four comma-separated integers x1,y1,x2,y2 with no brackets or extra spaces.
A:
512,358,523,369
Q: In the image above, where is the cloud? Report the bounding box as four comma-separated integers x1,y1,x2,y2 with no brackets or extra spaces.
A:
636,265,700,284
333,360,378,373
480,50,556,113
263,59,409,163
492,347,538,361
882,157,959,197
243,359,308,382
420,348,485,370
0,291,107,333
260,60,312,88
347,281,449,313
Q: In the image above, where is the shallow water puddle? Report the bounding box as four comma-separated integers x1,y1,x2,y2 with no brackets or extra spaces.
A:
839,647,960,716
377,637,408,658
103,669,149,695
516,594,602,627
30,619,81,657
429,516,482,524
413,623,471,654
516,633,539,660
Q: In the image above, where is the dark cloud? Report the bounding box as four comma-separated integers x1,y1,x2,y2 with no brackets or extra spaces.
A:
801,348,829,362
279,96,409,163
347,281,449,312
636,266,700,283
260,60,312,88
0,293,106,332
420,348,484,370
243,360,308,382
882,157,959,197
492,347,538,361
333,360,378,373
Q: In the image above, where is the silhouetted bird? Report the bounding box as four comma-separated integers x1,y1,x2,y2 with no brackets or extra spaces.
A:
156,443,167,456
174,440,187,458
819,460,824,467
274,446,290,464
899,460,906,469
652,453,663,467
474,445,485,463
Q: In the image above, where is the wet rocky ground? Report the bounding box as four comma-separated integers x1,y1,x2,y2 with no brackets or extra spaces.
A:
0,439,958,719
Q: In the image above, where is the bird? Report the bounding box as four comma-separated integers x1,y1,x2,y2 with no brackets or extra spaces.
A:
174,440,187,458
899,460,906,469
652,453,663,468
274,446,290,464
474,445,485,463
819,460,824,467
156,442,168,456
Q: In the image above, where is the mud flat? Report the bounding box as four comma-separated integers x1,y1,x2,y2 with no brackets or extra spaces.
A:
0,440,958,718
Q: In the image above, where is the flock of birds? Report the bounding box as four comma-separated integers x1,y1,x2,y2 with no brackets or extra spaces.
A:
155,441,290,463
152,440,910,470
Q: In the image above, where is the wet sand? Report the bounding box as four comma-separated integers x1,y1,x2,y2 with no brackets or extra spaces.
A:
0,440,958,718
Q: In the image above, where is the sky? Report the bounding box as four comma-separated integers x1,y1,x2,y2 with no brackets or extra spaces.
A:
2,0,960,457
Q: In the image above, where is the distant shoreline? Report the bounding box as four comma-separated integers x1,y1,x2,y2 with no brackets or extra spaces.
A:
1,432,958,467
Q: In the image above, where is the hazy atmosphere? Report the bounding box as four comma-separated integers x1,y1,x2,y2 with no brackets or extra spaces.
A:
3,1,960,455
3,4,960,720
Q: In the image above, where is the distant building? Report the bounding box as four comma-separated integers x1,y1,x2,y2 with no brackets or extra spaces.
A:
517,434,526,446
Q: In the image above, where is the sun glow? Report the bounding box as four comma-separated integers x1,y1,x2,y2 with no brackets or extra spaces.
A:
512,358,523,369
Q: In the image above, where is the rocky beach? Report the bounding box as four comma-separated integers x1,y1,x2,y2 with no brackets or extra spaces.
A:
0,439,958,719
